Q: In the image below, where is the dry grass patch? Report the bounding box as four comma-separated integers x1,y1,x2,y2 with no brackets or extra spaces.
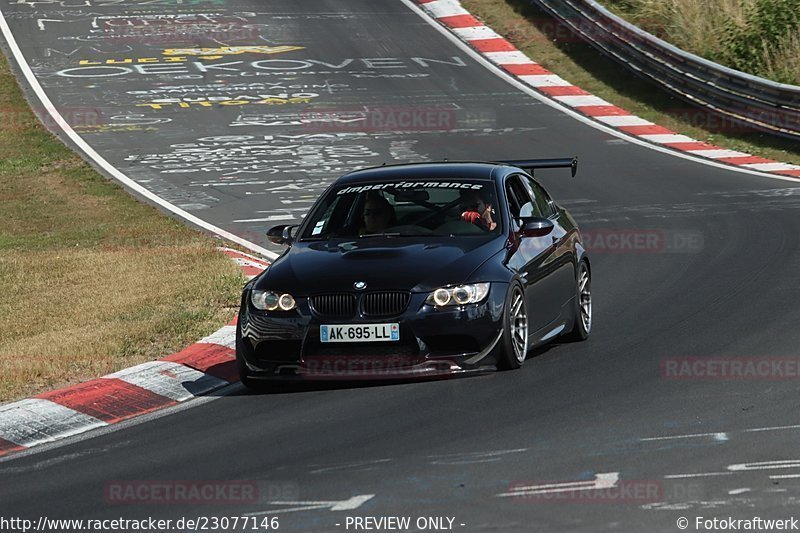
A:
0,246,242,401
608,0,754,55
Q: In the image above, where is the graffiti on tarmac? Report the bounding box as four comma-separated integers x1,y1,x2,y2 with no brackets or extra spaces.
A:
70,44,303,65
125,81,351,96
162,46,305,56
14,0,226,7
35,12,263,46
135,93,321,110
124,134,382,176
53,56,468,79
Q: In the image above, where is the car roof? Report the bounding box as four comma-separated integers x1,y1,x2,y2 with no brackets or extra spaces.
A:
335,162,514,186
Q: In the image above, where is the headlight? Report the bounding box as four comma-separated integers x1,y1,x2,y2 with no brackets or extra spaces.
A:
426,283,490,307
251,290,297,311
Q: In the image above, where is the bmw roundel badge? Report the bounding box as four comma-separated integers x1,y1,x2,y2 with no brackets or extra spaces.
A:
354,281,367,290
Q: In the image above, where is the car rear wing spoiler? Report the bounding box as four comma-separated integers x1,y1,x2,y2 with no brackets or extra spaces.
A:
499,157,578,177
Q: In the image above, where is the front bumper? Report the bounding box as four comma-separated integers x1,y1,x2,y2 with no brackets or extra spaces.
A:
237,283,508,380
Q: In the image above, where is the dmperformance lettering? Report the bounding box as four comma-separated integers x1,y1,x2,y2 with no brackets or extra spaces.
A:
338,182,483,194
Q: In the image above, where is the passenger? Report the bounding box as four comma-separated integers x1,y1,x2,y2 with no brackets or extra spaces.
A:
459,190,497,231
360,195,396,235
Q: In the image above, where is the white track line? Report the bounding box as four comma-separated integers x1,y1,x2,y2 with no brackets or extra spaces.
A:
664,472,733,479
641,432,728,442
744,424,800,433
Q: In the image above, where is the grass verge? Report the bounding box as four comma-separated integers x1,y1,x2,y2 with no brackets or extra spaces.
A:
0,52,245,403
461,0,800,166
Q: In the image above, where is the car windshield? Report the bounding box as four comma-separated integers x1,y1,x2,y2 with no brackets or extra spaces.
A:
300,180,502,240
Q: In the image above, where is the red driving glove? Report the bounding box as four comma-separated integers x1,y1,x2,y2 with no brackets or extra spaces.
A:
461,211,485,228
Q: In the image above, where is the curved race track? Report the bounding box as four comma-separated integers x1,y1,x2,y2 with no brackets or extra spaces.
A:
3,0,800,531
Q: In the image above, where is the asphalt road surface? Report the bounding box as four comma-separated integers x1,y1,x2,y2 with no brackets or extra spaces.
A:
2,0,800,531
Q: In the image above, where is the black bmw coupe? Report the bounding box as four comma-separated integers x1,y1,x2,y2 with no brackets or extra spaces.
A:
236,158,590,386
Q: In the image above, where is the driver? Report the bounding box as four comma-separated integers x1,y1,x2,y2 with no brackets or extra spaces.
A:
459,190,496,231
360,194,396,235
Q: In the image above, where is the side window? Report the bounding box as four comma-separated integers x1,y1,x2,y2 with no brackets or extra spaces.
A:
305,194,357,237
523,176,556,218
505,176,540,228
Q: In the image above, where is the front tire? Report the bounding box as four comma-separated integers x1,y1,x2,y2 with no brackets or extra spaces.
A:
497,282,529,370
564,261,591,341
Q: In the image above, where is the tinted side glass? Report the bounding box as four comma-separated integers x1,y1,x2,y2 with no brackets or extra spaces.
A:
523,176,555,218
506,176,541,228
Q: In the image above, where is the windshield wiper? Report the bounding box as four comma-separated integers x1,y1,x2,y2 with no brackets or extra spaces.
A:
299,235,332,242
358,232,403,238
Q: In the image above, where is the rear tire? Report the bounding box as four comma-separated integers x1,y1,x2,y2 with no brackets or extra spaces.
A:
497,282,529,370
564,261,591,342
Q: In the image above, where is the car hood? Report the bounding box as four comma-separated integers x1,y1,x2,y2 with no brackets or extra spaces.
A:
256,237,505,294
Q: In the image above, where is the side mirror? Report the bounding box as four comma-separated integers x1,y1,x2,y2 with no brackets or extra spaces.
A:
520,217,554,238
267,224,298,245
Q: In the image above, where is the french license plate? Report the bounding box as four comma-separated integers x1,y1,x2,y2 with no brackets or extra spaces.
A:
320,323,399,343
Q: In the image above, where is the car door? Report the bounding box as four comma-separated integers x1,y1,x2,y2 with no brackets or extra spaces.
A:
522,175,577,320
503,175,562,336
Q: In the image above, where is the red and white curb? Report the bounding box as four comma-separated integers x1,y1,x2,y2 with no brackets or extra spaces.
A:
0,247,269,459
414,0,800,180
221,247,273,279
